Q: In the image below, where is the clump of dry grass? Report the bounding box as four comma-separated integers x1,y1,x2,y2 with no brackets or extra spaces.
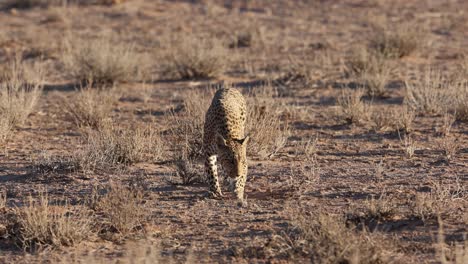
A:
11,192,93,250
92,183,148,238
0,191,6,209
394,105,415,134
346,48,391,97
410,179,465,221
32,151,80,174
280,205,390,263
163,36,227,80
369,24,423,58
0,57,43,142
167,87,215,160
63,36,146,85
335,89,371,125
405,69,463,114
438,135,461,163
402,135,416,159
246,85,290,158
363,193,396,220
77,122,164,172
63,86,120,129
172,154,204,185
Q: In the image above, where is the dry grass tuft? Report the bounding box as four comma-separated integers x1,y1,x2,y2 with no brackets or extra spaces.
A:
369,24,423,58
167,87,214,160
63,37,146,85
346,48,391,97
11,192,93,250
0,191,6,209
410,179,465,221
438,135,461,163
363,193,396,220
394,105,415,134
0,57,43,142
76,122,163,172
405,70,468,117
32,151,80,174
92,183,148,238
335,89,371,125
63,86,120,129
246,85,290,158
163,36,227,80
280,205,390,263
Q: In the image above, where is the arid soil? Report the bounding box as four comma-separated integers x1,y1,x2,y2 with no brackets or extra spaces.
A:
0,0,467,263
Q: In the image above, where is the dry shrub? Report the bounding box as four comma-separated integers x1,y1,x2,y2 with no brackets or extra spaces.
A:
32,151,80,174
163,35,227,80
77,122,163,172
167,87,215,160
402,135,416,159
279,52,334,86
346,48,391,97
11,193,93,250
438,135,461,163
63,36,146,85
294,137,318,162
363,193,396,220
92,183,148,237
0,191,6,209
410,179,465,221
280,206,390,263
369,24,423,58
371,110,394,132
246,85,290,158
335,89,371,125
394,105,415,134
404,69,468,117
63,86,120,129
0,58,42,142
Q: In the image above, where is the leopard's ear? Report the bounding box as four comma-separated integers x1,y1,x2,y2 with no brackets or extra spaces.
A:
240,135,250,146
216,133,227,147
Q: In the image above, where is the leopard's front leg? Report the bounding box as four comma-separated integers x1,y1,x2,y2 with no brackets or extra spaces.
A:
205,154,223,198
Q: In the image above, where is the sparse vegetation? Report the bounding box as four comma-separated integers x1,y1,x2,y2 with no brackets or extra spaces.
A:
63,86,120,129
363,193,396,220
405,69,452,114
336,88,371,124
246,85,290,158
0,191,6,209
63,37,146,85
369,24,423,58
346,48,392,97
92,183,148,238
76,122,163,172
280,205,390,263
64,86,117,128
1,1,467,263
11,193,93,250
163,35,227,80
0,57,43,142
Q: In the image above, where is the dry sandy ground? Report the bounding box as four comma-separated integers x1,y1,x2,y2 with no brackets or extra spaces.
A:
0,0,467,263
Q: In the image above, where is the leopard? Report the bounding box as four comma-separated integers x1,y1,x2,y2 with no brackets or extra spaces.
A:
203,87,249,202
